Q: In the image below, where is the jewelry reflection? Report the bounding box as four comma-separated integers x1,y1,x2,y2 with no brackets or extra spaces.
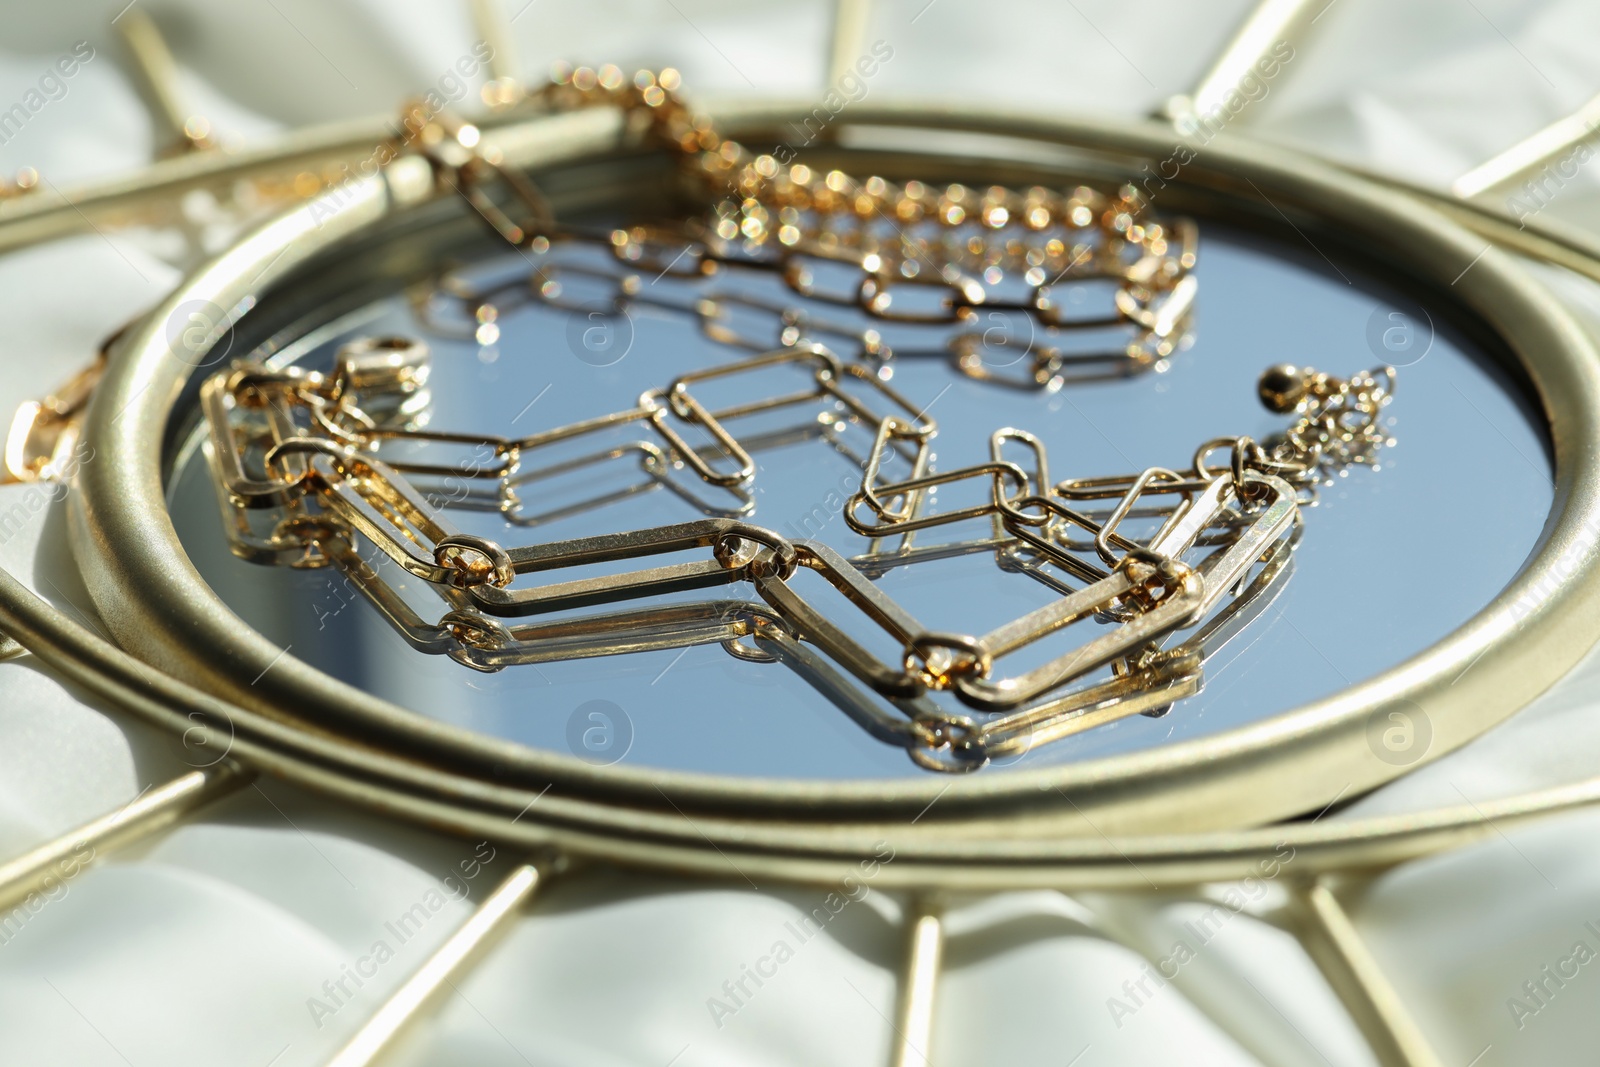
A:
195,67,1396,773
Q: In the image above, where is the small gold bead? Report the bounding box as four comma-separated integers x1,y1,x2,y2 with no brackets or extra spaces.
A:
1258,363,1311,413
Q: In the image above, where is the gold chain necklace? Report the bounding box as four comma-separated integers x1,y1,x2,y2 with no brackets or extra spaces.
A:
199,67,1395,772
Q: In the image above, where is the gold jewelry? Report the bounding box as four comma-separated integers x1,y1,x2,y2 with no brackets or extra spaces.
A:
196,72,1395,771
427,65,1200,386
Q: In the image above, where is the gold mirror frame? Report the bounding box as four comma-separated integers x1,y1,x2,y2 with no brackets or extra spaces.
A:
43,100,1600,879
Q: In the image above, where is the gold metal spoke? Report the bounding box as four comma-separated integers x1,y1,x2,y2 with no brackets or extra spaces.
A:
0,763,248,914
325,860,553,1067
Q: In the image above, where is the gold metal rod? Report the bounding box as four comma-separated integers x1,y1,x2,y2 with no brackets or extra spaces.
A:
0,762,248,915
1082,892,1336,1067
1161,0,1322,124
889,897,943,1067
828,0,873,88
1453,93,1600,201
0,115,390,253
468,0,523,105
1367,167,1600,286
1293,879,1445,1067
0,102,618,256
325,862,546,1067
116,7,212,155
